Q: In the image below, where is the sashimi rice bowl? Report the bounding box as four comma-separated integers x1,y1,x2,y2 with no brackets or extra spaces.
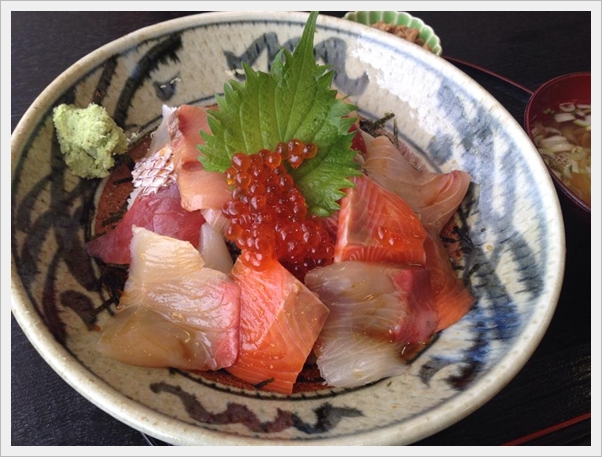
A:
11,11,565,445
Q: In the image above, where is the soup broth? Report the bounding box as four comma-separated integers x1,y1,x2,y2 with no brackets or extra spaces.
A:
530,102,591,207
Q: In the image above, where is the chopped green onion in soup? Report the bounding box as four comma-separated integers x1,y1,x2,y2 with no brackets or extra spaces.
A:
530,102,591,206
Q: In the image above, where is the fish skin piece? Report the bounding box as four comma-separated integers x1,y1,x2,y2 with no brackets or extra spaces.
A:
334,175,427,265
363,135,472,234
168,104,232,211
128,145,176,208
226,258,330,394
97,227,240,371
305,261,436,388
86,183,205,265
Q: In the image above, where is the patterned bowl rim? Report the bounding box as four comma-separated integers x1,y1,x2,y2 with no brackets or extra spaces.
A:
10,11,565,446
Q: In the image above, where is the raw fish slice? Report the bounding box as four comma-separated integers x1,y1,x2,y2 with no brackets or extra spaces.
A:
97,306,222,370
349,123,368,154
305,261,437,343
149,105,177,155
313,331,409,388
168,105,232,211
227,258,330,394
199,222,233,274
86,183,204,265
363,135,472,233
334,175,426,265
305,261,436,388
201,208,230,236
424,229,475,332
97,227,240,371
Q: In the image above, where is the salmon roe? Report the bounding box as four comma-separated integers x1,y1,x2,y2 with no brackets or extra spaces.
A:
222,140,334,279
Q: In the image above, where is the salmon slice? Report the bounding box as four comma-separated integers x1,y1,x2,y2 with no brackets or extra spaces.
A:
363,135,472,233
334,175,427,265
97,227,240,371
424,229,475,332
227,258,330,394
305,261,436,388
168,105,232,211
86,183,205,265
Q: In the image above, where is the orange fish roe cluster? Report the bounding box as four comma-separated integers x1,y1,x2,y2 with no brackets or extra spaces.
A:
275,138,318,169
222,142,334,279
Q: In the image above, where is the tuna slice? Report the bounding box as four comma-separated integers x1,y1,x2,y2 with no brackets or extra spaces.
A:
227,258,330,394
304,261,437,388
86,183,205,265
334,175,427,265
425,229,476,332
168,104,232,211
97,227,240,371
363,135,472,233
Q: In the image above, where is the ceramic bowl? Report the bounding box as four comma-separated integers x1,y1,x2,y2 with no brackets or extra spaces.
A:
524,72,591,224
11,11,565,445
343,10,442,56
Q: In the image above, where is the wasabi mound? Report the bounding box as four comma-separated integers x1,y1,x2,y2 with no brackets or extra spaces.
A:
52,103,127,179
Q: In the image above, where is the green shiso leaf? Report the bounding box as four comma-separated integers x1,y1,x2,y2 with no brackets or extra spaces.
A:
199,11,361,216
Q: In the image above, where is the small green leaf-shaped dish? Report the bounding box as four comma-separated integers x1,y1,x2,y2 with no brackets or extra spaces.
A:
344,11,442,56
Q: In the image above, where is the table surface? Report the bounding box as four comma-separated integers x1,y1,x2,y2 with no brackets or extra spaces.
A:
11,10,592,447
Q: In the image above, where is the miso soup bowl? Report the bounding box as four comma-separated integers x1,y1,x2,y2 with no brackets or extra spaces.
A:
11,11,565,445
524,72,591,223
